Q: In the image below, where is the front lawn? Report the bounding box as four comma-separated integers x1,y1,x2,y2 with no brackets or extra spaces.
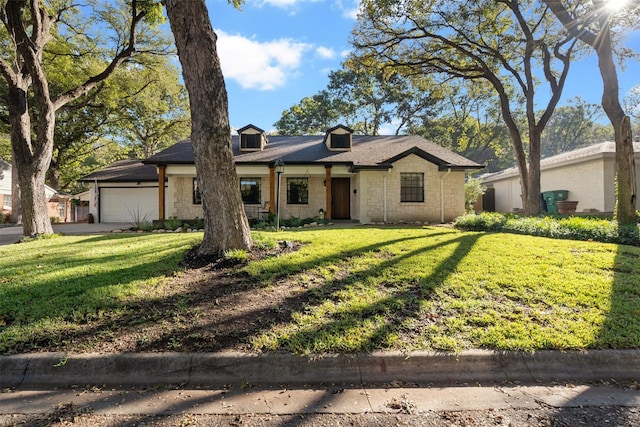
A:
1,227,638,354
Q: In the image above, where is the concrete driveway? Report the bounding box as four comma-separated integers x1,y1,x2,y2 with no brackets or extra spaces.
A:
0,223,131,246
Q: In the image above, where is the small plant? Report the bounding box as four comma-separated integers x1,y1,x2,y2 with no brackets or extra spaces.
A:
163,216,183,231
137,221,154,232
282,216,302,227
465,175,486,213
224,248,249,263
128,208,152,231
192,217,204,230
50,216,61,224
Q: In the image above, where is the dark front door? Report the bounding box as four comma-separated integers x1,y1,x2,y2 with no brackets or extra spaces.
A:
331,178,351,219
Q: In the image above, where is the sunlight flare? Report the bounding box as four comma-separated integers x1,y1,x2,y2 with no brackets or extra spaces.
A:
604,0,630,12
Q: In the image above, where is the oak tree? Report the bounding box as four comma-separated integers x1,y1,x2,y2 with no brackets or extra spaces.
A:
352,0,579,215
165,0,252,256
544,0,638,223
0,0,161,235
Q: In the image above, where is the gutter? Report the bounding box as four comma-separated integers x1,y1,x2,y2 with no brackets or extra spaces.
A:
440,166,452,224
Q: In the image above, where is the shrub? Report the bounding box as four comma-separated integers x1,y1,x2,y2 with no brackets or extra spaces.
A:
454,212,507,231
191,217,204,230
454,212,640,246
163,216,183,231
465,176,486,212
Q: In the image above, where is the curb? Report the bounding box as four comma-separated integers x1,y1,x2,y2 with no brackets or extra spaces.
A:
2,350,639,388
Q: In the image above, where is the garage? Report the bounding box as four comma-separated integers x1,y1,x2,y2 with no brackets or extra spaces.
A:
100,186,158,223
80,159,162,224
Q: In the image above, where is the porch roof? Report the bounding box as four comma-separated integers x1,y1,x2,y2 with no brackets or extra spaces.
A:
143,135,483,171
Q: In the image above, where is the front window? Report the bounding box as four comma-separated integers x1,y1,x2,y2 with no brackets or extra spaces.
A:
58,202,66,218
240,177,261,204
193,178,202,204
401,173,424,202
2,195,10,210
287,178,308,204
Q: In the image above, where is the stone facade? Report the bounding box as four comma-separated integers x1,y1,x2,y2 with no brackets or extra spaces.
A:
164,155,466,224
358,154,465,224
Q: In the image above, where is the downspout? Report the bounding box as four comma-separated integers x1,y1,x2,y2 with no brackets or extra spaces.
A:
440,166,452,223
383,172,388,223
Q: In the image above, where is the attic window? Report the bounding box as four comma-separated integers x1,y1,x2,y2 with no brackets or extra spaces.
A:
325,124,353,151
241,134,262,150
331,134,351,149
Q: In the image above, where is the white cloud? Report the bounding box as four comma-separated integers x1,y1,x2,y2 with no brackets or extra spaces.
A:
316,46,336,59
257,0,320,11
216,30,312,91
334,0,361,19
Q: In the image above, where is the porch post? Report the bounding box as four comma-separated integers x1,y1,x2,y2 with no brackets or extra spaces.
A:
325,165,332,220
269,165,276,213
158,164,166,221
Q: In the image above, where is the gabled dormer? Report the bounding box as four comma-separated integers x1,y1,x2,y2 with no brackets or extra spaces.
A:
324,124,354,151
238,124,268,151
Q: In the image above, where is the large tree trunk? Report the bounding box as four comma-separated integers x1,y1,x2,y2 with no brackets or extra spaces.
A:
165,0,252,257
543,0,637,224
524,141,542,216
7,82,54,235
595,24,637,224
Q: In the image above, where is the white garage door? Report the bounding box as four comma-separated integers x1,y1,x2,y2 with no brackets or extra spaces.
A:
100,187,158,223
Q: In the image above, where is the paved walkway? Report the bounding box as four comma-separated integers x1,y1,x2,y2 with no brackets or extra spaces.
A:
0,222,130,245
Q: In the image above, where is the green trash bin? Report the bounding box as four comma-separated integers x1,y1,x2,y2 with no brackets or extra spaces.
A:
542,190,569,214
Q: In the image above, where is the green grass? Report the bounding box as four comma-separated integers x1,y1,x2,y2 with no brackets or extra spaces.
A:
0,233,202,353
246,227,640,353
1,227,639,354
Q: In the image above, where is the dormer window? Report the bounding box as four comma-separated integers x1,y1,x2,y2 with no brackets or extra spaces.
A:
241,134,262,149
238,124,267,151
324,124,354,151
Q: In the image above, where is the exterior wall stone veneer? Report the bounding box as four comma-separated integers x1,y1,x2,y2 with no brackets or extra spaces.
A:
359,154,465,224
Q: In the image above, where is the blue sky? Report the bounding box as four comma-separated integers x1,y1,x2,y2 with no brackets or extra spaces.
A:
205,0,640,133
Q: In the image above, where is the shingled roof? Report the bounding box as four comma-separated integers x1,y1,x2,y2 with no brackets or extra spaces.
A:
144,135,483,171
482,141,640,183
80,159,159,182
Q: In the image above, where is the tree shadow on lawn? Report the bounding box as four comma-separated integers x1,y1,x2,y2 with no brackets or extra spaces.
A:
16,228,480,355
2,227,481,354
548,243,640,426
0,234,199,354
595,244,640,348
258,232,482,353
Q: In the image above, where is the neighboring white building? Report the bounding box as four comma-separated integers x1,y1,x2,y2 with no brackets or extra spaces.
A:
481,141,640,214
0,159,10,212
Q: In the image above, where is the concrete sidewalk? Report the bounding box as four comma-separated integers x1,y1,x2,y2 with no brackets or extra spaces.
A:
2,384,639,417
2,351,640,422
2,350,640,389
0,223,130,245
